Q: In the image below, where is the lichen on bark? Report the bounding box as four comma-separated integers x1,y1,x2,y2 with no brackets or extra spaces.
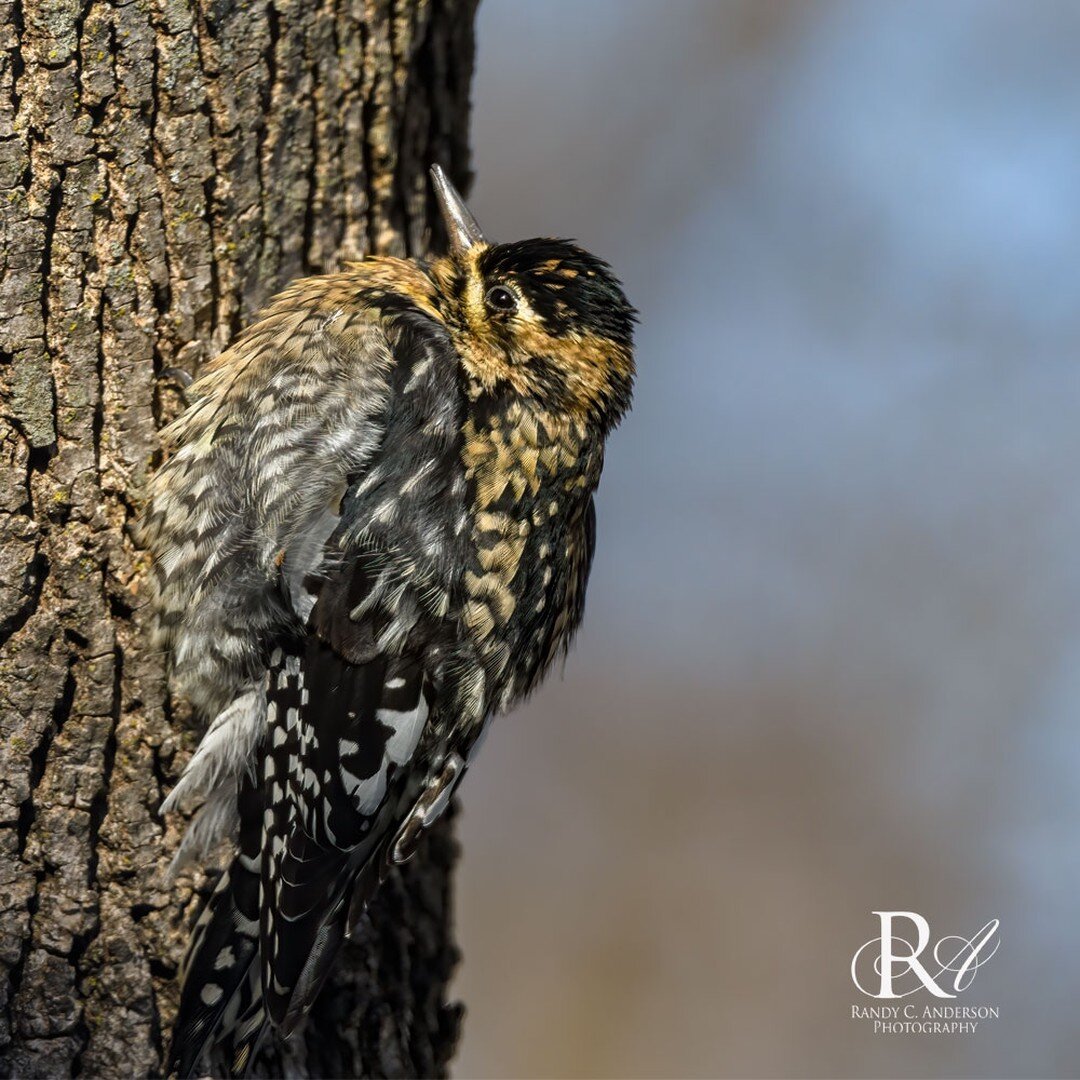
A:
0,0,477,1075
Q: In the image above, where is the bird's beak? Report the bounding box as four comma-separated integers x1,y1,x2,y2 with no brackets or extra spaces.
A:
431,164,486,255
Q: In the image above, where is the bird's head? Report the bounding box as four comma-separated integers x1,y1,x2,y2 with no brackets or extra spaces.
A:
429,165,636,433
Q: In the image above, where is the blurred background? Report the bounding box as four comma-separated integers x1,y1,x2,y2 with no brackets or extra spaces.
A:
452,2,1080,1077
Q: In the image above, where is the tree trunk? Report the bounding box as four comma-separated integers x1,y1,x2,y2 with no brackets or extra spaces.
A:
0,0,477,1074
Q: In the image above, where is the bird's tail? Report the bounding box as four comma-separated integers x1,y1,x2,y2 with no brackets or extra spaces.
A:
166,780,263,1079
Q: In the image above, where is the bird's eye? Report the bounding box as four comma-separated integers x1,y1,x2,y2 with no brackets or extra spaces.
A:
485,285,518,313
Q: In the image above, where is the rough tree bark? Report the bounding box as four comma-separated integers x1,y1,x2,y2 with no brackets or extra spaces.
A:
0,0,478,1075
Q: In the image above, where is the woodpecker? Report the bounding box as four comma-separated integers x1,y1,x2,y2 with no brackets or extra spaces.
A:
142,166,635,1077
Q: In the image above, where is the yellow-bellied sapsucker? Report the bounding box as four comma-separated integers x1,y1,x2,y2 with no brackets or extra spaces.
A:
141,166,636,1077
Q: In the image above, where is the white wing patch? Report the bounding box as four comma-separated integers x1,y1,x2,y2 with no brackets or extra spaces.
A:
342,766,387,816
339,684,430,816
380,700,428,765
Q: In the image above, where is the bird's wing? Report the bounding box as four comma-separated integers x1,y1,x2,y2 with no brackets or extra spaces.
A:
257,304,475,1025
166,297,467,1077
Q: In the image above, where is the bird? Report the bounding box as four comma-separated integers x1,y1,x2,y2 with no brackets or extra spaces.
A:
140,165,636,1077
